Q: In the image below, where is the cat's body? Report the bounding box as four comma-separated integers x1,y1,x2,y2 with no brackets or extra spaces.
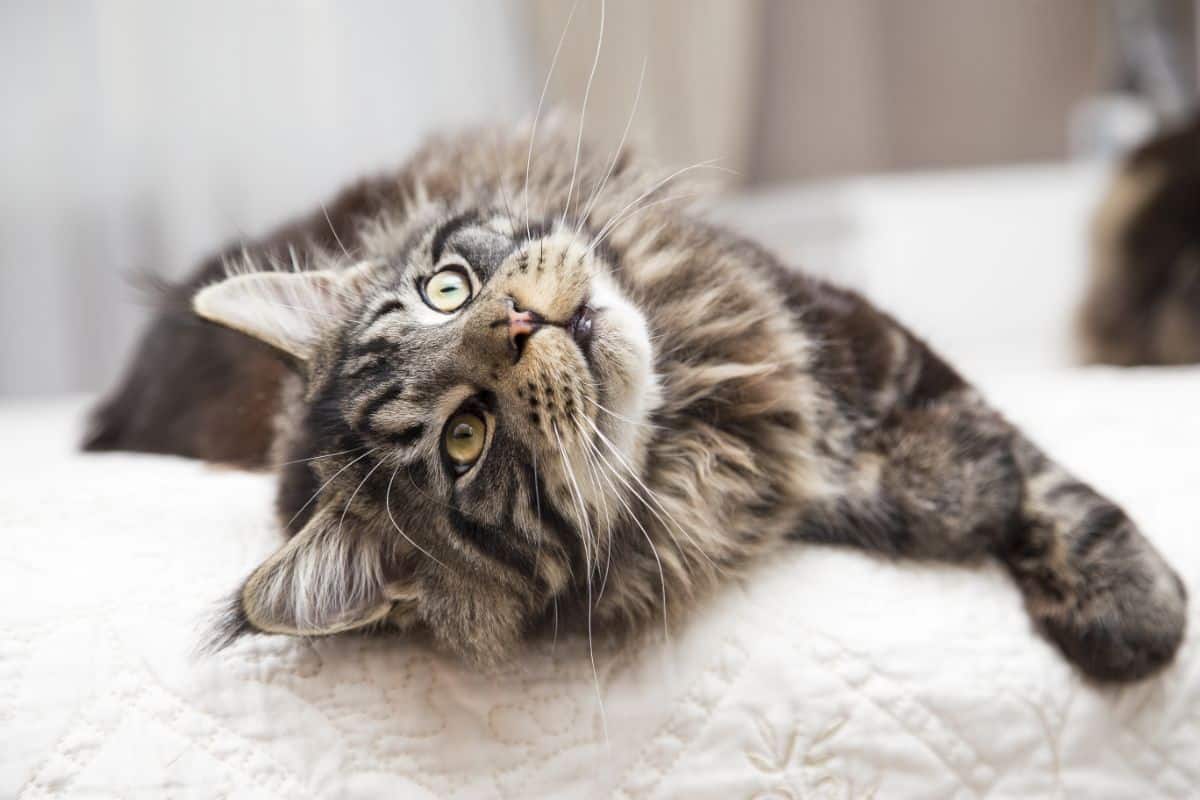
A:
1081,112,1200,365
87,122,1186,681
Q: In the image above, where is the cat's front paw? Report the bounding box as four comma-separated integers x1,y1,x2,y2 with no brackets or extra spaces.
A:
1033,558,1187,683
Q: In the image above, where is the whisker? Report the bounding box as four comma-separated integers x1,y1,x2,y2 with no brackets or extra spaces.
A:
338,457,385,537
577,55,647,232
577,418,670,645
267,445,369,469
581,414,722,574
573,414,615,601
583,395,664,431
488,131,519,233
321,202,354,261
525,0,581,238
588,191,709,253
285,447,380,530
552,424,595,582
586,161,727,253
386,463,448,570
560,0,607,228
552,421,609,747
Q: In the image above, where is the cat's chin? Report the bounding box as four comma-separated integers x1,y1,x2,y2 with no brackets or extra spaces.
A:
586,273,660,473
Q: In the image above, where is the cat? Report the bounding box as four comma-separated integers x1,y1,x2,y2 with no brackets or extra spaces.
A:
85,120,1187,682
1081,111,1200,365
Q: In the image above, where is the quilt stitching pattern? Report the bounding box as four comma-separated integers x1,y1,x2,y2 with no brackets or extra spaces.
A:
2,388,1198,799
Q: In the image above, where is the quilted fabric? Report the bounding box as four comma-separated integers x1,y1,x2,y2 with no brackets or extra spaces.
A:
2,368,1198,799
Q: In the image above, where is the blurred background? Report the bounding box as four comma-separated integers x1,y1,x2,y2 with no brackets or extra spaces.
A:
2,0,1197,396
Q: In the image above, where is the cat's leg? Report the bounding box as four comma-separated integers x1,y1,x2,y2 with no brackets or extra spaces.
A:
798,391,1187,682
1002,430,1187,681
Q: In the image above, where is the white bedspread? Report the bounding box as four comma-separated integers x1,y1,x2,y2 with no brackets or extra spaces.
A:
2,368,1198,799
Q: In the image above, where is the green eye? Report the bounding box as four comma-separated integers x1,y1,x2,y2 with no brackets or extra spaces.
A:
425,266,472,313
444,412,486,469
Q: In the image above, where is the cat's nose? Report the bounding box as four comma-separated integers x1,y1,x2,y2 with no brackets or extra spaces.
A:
505,302,544,363
508,307,541,340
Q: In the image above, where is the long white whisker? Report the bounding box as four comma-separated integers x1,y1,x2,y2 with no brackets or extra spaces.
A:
582,414,722,574
552,422,608,747
552,424,594,585
489,132,519,233
531,445,544,579
583,395,664,430
321,203,354,261
286,447,379,529
561,0,606,228
338,457,385,537
589,191,708,253
525,0,581,238
268,445,369,469
587,161,728,253
577,418,670,645
386,463,448,570
573,414,615,601
577,55,647,231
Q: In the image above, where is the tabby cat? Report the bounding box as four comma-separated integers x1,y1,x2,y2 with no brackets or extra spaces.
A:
1082,111,1200,365
86,120,1186,682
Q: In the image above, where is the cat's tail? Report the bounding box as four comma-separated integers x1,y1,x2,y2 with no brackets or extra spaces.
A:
82,175,394,467
81,259,290,468
1001,433,1188,682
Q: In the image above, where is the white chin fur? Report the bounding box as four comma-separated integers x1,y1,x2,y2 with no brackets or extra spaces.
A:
589,272,659,473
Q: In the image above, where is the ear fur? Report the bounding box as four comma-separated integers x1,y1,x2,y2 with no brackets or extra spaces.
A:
192,270,344,360
237,508,395,637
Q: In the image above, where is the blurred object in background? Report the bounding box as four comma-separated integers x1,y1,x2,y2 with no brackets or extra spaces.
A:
1070,0,1196,159
1074,2,1200,367
1079,112,1200,366
2,0,1199,396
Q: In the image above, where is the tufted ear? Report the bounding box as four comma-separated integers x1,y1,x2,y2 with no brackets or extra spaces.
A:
231,507,396,640
192,270,345,360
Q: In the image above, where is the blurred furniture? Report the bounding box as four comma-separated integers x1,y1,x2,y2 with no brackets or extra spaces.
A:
714,162,1113,373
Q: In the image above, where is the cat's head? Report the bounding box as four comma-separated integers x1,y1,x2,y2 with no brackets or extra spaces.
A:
195,208,659,662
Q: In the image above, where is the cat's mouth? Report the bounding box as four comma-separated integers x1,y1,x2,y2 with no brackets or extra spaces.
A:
564,303,596,363
509,302,596,367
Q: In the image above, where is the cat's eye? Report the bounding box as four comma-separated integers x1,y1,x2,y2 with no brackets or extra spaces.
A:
444,412,486,471
424,266,472,313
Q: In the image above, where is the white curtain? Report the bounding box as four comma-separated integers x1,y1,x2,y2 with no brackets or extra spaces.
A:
0,1,534,396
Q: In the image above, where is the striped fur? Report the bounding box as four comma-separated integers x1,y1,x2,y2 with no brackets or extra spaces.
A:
93,120,1185,680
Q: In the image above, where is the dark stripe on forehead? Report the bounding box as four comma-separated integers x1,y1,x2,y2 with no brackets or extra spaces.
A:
387,424,425,448
343,355,392,383
368,298,405,326
354,336,399,357
447,508,537,581
358,381,406,429
431,212,479,264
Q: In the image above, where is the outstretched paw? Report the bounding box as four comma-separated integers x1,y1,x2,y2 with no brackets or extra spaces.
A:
1031,559,1187,683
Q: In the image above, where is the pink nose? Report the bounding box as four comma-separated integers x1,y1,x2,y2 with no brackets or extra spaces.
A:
508,308,539,340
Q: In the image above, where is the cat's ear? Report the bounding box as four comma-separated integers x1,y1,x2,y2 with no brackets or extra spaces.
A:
228,507,396,640
192,270,345,360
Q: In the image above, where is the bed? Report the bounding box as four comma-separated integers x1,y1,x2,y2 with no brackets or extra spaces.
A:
4,166,1198,798
2,368,1197,799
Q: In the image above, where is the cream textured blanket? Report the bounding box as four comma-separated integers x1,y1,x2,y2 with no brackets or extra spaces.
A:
3,368,1197,798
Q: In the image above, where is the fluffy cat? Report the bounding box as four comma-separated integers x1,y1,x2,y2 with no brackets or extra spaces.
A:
1081,112,1200,365
86,121,1187,681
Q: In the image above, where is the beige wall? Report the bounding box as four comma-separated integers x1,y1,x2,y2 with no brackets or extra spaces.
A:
532,0,1111,186
752,0,1106,182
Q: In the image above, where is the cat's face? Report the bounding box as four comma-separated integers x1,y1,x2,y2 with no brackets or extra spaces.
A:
195,208,658,661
